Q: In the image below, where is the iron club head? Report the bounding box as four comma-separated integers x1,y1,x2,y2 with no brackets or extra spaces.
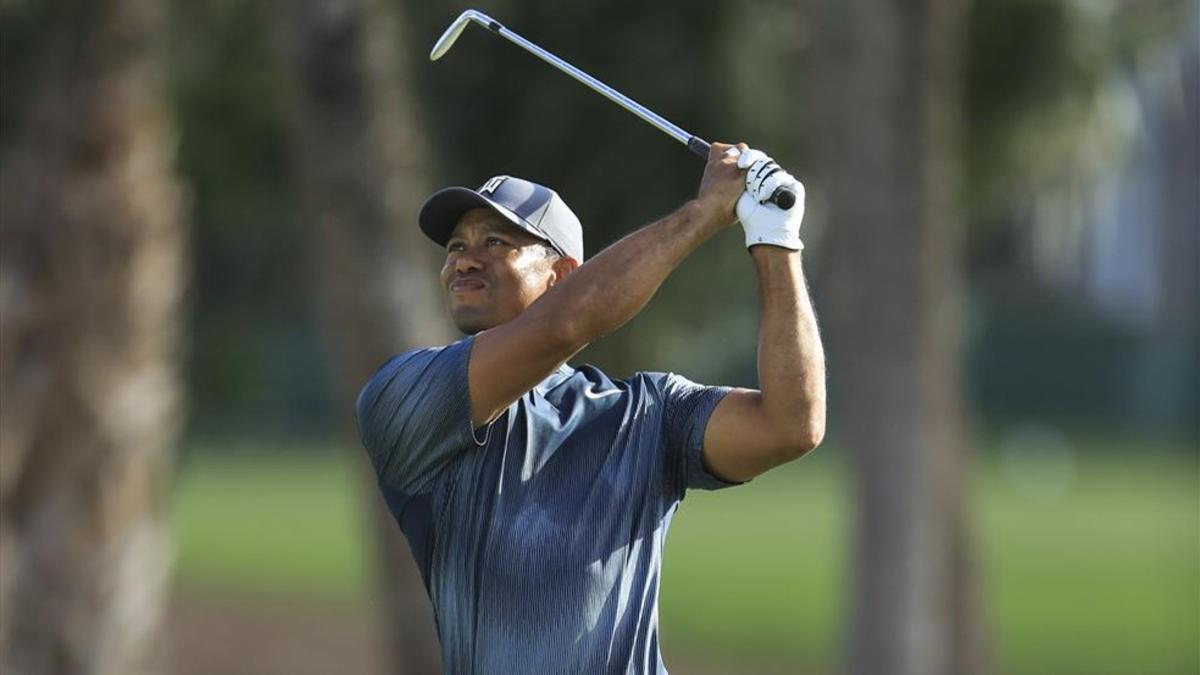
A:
430,10,495,61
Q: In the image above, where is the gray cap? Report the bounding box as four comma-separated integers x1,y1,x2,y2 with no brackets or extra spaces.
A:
418,175,584,262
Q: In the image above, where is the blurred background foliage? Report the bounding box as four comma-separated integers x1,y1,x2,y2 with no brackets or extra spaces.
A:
1,0,1196,673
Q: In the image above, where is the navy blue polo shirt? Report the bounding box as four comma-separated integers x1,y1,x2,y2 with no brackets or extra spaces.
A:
355,335,743,673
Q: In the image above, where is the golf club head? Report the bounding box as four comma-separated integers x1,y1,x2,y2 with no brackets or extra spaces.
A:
430,10,494,61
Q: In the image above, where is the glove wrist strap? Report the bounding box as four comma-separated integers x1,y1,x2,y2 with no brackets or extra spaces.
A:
745,231,803,251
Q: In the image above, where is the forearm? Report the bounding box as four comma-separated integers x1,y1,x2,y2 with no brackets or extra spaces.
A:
752,246,826,449
528,200,722,347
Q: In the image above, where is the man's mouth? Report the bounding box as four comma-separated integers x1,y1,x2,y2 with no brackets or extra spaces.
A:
450,278,487,292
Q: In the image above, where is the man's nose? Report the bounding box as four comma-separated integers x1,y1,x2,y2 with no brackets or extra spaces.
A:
452,249,484,274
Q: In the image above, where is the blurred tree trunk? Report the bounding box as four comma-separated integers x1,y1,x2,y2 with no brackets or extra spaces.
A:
803,1,984,674
272,0,452,672
0,1,186,674
1136,43,1199,436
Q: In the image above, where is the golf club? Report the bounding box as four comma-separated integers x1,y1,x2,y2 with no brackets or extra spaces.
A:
430,9,797,211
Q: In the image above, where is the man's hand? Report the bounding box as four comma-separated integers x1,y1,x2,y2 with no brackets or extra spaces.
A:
736,150,805,251
694,142,751,230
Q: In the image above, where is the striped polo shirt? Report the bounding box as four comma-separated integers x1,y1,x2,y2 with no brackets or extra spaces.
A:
355,335,742,673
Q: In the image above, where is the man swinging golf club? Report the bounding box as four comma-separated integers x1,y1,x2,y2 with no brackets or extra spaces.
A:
356,143,826,673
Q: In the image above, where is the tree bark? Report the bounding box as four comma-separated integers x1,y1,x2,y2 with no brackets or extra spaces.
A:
0,1,186,673
272,0,452,672
802,1,985,674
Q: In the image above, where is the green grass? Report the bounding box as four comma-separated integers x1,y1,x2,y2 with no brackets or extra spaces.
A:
170,439,1199,674
170,441,373,601
659,451,849,668
978,451,1199,675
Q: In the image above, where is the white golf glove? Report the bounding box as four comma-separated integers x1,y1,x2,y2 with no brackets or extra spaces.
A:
735,149,805,251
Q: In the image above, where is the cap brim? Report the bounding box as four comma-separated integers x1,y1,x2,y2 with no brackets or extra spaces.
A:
418,186,548,249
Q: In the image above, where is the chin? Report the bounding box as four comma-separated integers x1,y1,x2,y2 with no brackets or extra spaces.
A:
450,307,497,336
455,322,486,336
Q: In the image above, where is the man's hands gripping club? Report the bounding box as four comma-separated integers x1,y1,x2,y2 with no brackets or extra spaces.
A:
735,148,805,250
695,143,806,251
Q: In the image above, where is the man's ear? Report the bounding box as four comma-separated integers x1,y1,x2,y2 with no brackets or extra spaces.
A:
548,256,580,287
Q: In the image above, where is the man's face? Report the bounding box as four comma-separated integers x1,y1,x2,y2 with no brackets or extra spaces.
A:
440,207,570,335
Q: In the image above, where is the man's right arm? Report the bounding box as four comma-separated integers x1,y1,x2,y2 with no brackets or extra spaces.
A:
467,143,749,427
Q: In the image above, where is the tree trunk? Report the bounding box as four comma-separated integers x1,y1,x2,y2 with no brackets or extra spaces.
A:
272,0,452,672
0,1,186,673
803,1,985,674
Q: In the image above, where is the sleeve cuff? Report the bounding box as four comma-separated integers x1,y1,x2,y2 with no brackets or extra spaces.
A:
682,386,747,492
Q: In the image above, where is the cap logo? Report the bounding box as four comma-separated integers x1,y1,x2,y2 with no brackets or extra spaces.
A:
480,176,506,195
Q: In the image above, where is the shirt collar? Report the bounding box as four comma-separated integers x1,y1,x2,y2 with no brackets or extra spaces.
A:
533,363,574,396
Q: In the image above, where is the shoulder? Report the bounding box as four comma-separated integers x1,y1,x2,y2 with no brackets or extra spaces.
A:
552,367,716,399
629,370,699,397
356,338,474,414
552,364,668,397
557,368,700,399
371,338,471,381
383,338,472,375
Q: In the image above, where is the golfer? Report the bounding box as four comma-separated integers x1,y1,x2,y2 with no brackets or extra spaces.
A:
356,143,826,673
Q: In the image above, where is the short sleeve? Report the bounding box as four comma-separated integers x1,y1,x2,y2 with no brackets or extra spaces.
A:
659,372,744,496
355,336,476,495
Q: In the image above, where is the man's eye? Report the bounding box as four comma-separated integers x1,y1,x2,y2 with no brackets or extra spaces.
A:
486,237,506,247
447,242,464,252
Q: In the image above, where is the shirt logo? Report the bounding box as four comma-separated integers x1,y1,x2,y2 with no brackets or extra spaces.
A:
480,176,506,195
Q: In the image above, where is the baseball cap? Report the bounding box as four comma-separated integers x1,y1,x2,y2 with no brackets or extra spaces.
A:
418,175,584,262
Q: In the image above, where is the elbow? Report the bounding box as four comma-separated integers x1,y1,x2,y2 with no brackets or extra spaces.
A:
779,409,826,459
788,425,824,458
803,421,826,453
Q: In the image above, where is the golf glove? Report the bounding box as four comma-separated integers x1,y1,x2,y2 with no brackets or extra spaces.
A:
735,149,805,251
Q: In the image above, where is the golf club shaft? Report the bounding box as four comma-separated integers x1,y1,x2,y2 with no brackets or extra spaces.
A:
451,13,795,210
480,18,698,149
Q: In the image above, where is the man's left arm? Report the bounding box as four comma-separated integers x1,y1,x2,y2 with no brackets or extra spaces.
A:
701,174,826,484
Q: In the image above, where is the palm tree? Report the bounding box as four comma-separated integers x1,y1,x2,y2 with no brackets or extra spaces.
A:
272,0,453,671
802,1,983,673
0,0,187,673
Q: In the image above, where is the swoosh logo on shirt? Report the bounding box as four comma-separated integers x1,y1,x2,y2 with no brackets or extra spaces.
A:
583,384,622,400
